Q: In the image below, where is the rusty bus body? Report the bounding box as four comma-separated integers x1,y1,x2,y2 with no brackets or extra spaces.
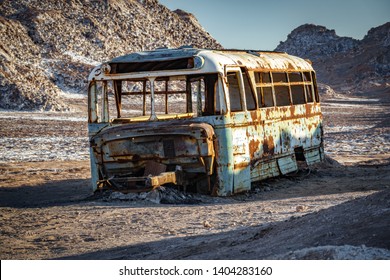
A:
87,47,324,196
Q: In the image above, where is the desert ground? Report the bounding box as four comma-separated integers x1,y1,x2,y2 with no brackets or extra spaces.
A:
0,90,389,260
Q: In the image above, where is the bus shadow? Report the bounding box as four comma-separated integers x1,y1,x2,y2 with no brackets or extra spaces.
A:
0,179,92,208
57,188,390,260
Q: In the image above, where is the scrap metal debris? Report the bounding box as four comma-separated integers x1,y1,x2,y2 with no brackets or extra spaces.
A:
104,186,201,204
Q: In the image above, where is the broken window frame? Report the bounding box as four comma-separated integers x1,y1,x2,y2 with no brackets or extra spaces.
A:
241,68,257,110
253,70,319,108
272,72,291,106
88,73,226,123
254,71,274,107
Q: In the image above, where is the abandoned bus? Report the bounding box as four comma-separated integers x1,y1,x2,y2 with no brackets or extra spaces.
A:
87,47,324,196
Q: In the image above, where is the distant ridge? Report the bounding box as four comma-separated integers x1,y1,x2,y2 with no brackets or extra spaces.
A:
276,23,390,93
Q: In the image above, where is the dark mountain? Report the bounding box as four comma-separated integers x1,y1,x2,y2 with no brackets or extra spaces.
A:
0,0,222,111
276,23,390,94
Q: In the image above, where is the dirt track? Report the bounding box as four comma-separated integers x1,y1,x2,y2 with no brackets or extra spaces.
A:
1,92,390,260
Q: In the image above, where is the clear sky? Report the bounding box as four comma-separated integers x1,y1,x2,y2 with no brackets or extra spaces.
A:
159,0,390,50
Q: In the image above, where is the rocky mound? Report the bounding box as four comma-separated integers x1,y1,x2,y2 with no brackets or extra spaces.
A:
276,24,359,59
0,0,221,111
276,23,390,94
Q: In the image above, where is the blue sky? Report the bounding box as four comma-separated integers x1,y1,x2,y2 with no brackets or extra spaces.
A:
159,0,390,50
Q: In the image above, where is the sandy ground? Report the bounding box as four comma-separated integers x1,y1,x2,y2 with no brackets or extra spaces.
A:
0,91,390,260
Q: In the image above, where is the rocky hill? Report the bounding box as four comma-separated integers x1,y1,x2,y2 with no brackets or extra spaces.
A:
1,0,388,111
0,0,222,111
276,23,390,94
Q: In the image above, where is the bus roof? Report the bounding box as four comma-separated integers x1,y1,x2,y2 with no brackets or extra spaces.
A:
89,48,314,81
206,49,314,71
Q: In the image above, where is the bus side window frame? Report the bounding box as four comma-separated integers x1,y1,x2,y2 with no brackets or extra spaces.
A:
189,73,225,116
225,66,246,113
272,71,291,107
241,68,257,111
303,71,317,103
254,71,275,108
289,71,307,105
312,71,320,103
88,80,98,123
216,75,228,115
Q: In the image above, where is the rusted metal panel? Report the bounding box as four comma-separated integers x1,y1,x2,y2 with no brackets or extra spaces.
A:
144,161,167,176
277,156,298,175
146,171,181,189
304,148,323,166
231,120,251,193
97,170,184,193
251,160,280,182
212,124,234,196
90,120,216,192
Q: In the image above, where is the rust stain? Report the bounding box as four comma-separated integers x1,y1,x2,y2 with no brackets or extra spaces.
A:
305,103,313,111
289,105,295,116
292,120,300,125
234,162,249,170
262,135,275,156
287,62,295,70
249,139,260,159
265,108,271,118
250,110,258,121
